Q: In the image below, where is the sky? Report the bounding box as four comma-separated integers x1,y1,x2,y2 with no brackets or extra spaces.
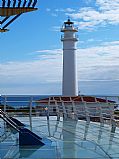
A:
0,0,119,95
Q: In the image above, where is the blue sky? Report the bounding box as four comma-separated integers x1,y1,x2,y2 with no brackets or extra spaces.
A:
0,0,119,95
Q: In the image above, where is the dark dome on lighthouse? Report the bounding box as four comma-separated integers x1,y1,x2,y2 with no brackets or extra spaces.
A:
64,18,74,25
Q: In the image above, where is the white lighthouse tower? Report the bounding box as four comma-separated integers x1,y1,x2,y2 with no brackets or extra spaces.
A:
61,19,78,96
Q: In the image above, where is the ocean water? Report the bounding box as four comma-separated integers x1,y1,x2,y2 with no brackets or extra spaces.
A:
0,95,49,107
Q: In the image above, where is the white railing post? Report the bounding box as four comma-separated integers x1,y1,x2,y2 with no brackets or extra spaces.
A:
84,121,89,140
70,97,78,120
47,97,50,120
29,96,33,130
99,102,104,124
111,118,116,133
84,102,90,123
4,95,7,113
55,100,60,121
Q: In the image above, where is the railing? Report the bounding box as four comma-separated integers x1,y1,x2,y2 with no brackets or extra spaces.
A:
0,96,119,158
61,34,78,41
61,26,78,31
0,108,45,146
0,95,119,123
0,109,20,131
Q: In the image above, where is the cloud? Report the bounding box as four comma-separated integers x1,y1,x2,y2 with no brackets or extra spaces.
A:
51,26,60,32
64,8,75,12
50,7,76,18
48,1,119,30
77,42,119,67
67,9,119,30
0,41,119,94
64,0,119,30
49,8,76,18
76,41,119,81
102,41,119,46
46,8,51,12
96,0,119,11
55,8,75,13
0,49,63,87
87,38,95,42
0,41,119,82
36,49,62,56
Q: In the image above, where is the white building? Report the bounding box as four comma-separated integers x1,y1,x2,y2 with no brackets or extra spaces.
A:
61,19,78,96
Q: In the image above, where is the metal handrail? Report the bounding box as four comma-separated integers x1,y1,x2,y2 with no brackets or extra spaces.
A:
0,95,119,123
0,109,20,131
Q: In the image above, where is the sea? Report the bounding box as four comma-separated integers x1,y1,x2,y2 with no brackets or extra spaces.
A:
0,95,49,108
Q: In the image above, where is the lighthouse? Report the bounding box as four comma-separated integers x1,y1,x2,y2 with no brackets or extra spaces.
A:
61,19,78,96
